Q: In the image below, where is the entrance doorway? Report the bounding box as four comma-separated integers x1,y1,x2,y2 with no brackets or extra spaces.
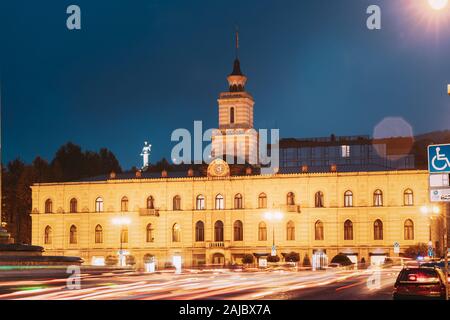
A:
312,251,328,270
212,253,225,265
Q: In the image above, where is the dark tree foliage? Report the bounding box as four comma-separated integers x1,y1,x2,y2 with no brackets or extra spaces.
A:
330,254,353,266
2,143,122,244
284,252,300,263
242,254,254,264
404,243,428,259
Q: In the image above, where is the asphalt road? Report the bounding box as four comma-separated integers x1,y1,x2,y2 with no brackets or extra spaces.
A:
0,266,399,300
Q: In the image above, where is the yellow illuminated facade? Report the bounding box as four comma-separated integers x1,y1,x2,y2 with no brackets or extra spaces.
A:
31,168,435,268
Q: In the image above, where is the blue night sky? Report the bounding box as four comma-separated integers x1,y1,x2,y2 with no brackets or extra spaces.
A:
1,0,450,169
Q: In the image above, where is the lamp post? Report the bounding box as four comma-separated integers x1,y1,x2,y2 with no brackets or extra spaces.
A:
112,216,131,267
264,211,283,256
421,204,448,299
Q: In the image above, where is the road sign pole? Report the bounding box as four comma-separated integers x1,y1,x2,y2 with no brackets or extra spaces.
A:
444,203,449,300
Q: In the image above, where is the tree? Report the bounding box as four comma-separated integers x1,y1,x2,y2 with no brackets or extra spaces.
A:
330,254,353,266
126,255,136,266
302,254,311,267
284,252,300,263
267,255,280,263
404,243,428,259
242,254,254,265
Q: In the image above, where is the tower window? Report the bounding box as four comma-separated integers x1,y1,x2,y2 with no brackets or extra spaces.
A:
230,107,235,124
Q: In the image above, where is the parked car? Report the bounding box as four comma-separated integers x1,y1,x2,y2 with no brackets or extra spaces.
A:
393,267,447,300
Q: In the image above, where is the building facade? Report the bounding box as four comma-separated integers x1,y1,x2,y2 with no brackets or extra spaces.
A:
31,164,435,269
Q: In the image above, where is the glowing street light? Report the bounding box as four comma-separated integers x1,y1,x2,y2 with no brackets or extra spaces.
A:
112,216,131,266
264,211,284,256
428,0,448,11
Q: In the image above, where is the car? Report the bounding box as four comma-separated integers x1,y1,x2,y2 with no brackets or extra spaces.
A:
393,267,447,300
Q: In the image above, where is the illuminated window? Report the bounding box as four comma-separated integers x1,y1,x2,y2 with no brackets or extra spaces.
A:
45,199,53,213
287,221,295,241
95,224,103,244
373,189,383,207
172,223,181,242
315,220,324,240
69,225,77,244
214,220,224,241
404,219,414,240
315,191,324,208
344,190,353,207
70,198,78,213
344,220,353,240
341,145,350,158
95,197,104,212
258,222,267,241
258,193,267,209
234,194,243,209
215,194,224,210
404,189,414,206
287,192,295,205
44,226,52,244
195,221,204,242
147,196,155,209
173,195,181,210
234,220,243,241
374,219,383,240
121,196,129,212
196,195,205,210
146,223,153,242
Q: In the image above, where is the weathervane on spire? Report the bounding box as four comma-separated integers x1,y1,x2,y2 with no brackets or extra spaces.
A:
140,141,152,170
235,25,239,59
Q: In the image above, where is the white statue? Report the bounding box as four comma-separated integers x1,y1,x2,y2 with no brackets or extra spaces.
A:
140,141,152,169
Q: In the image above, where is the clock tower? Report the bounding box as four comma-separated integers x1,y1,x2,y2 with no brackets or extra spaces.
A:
211,33,258,164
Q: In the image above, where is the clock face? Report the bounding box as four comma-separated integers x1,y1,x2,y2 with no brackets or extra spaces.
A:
207,159,230,177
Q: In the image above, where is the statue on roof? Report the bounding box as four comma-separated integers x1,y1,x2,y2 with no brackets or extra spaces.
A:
140,141,152,170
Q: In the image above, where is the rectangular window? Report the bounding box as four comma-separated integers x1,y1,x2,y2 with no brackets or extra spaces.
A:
341,145,350,158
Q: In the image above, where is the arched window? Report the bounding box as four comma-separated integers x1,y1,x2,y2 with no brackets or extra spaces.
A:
286,221,295,241
95,224,103,244
233,220,243,241
172,223,181,242
344,220,353,240
404,189,414,206
234,194,243,209
121,196,129,212
70,198,78,213
230,107,235,124
315,220,324,240
146,223,154,242
287,192,295,205
195,221,204,242
69,225,77,244
315,191,324,208
121,226,128,243
45,199,53,213
215,194,224,210
147,196,155,209
258,193,267,209
173,195,181,211
344,190,353,207
404,219,414,240
214,220,224,241
258,222,267,241
95,197,104,212
374,219,383,240
373,189,383,207
44,226,52,244
196,195,205,210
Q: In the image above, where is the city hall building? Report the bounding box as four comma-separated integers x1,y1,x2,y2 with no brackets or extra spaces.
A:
31,55,435,269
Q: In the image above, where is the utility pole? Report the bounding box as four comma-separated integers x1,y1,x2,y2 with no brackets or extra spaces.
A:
444,203,449,300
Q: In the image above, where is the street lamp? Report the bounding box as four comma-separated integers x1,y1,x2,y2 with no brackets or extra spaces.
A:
264,211,283,256
112,216,131,267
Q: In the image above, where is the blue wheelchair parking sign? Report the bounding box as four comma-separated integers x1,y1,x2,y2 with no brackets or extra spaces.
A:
428,144,450,173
